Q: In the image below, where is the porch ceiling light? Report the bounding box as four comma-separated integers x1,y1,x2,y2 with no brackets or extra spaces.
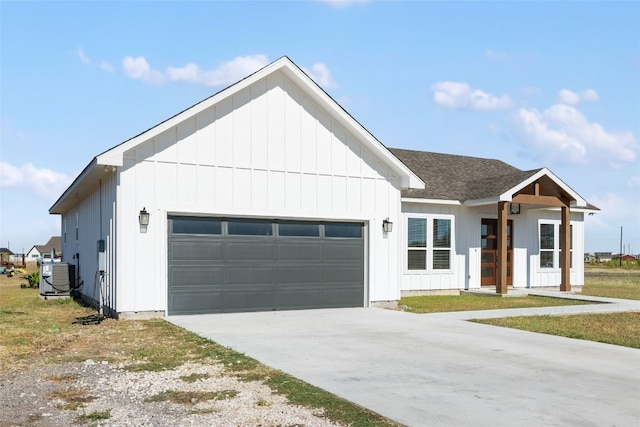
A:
382,218,393,233
139,208,150,226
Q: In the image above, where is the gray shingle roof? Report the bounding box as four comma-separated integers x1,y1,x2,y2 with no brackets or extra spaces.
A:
35,236,62,254
388,148,542,201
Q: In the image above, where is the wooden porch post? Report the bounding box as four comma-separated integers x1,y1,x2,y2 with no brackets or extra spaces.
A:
560,205,571,292
497,201,508,294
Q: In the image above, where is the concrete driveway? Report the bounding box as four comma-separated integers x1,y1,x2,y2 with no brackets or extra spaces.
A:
168,307,640,427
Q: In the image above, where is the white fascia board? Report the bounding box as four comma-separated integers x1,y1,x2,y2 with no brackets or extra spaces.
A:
528,206,600,213
501,168,587,207
463,197,500,207
279,64,424,190
49,157,99,214
401,198,461,205
97,152,124,167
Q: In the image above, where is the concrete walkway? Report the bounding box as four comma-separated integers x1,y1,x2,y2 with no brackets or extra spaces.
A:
167,294,640,427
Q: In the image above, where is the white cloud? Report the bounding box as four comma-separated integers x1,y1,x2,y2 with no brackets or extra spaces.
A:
122,55,269,88
122,56,164,84
77,47,91,65
584,191,640,253
320,0,370,7
513,104,638,167
166,63,200,83
0,162,72,197
76,47,91,65
589,192,627,219
119,55,339,90
432,81,513,111
0,162,23,187
557,89,599,105
628,176,640,189
99,61,114,73
302,63,338,89
196,55,269,87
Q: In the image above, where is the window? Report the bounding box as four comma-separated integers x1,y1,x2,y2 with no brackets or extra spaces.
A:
540,224,555,268
540,222,574,269
407,216,453,271
75,212,79,241
172,217,221,235
278,221,320,237
433,219,451,269
325,223,362,238
227,219,273,236
408,218,427,269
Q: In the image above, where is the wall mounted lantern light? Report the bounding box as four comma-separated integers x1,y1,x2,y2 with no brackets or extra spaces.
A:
382,218,393,233
139,208,150,226
509,203,521,215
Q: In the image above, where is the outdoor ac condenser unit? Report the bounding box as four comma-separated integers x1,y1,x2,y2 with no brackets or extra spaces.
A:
39,263,74,296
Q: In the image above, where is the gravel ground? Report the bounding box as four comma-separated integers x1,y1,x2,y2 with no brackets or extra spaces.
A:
0,360,343,427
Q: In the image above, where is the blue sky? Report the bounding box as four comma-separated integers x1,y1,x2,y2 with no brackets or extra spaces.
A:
1,0,639,254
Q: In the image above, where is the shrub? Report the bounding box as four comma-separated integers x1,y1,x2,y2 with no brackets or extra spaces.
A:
24,272,39,288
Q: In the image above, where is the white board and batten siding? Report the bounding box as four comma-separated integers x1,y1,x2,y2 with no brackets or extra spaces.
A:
59,173,117,311
400,204,586,291
464,207,584,289
400,203,464,291
117,70,403,314
523,209,585,287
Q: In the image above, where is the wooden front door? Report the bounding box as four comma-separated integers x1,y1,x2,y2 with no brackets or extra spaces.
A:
481,219,513,286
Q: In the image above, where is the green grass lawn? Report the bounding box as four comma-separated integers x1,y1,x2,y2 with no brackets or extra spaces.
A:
474,271,640,348
473,312,640,349
580,273,640,300
399,294,593,314
401,270,640,349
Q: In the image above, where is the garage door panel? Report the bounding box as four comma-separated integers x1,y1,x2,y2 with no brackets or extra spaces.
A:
169,290,224,315
227,241,275,261
170,266,226,287
323,266,363,283
225,290,274,312
226,267,274,285
323,287,363,306
275,289,323,309
168,216,364,314
277,242,323,260
322,243,363,262
276,266,323,284
169,239,224,261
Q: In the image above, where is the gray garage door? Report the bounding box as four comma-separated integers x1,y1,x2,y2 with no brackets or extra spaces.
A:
168,217,365,315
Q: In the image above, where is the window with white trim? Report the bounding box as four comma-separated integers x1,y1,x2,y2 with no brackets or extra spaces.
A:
539,222,573,269
540,223,555,268
407,216,453,271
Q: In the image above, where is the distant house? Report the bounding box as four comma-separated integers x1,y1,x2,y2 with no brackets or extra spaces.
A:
619,255,638,262
0,247,14,263
26,236,62,261
594,252,614,263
